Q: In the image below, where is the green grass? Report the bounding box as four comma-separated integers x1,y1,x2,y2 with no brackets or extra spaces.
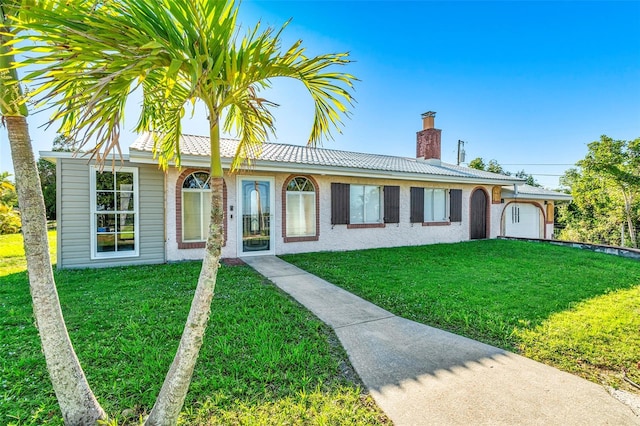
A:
0,232,386,425
516,286,640,388
282,239,640,392
0,230,56,274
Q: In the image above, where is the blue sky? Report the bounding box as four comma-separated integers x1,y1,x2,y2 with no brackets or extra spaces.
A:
1,0,639,188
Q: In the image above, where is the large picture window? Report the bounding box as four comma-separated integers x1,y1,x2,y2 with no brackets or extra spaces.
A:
91,166,138,258
350,185,382,224
182,172,211,242
285,177,316,237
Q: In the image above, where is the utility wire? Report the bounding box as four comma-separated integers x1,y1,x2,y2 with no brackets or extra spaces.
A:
500,163,575,166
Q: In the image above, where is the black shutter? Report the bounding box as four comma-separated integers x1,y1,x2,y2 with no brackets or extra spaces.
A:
449,189,462,222
331,183,350,225
410,187,424,223
383,186,400,223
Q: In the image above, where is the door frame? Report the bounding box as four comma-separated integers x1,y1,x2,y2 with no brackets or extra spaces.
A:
501,201,545,239
236,176,276,257
469,187,490,239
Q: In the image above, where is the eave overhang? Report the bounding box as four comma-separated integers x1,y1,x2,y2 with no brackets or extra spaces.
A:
502,191,573,202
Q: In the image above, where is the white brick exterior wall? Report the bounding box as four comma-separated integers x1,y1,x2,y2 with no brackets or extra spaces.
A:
165,171,523,260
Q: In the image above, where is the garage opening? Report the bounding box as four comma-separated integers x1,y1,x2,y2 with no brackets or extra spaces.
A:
503,202,544,239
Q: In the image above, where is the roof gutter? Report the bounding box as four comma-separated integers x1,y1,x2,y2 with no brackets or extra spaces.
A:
502,192,573,202
39,151,131,163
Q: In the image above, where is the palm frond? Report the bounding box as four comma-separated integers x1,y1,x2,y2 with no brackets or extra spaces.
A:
10,0,355,171
224,86,278,171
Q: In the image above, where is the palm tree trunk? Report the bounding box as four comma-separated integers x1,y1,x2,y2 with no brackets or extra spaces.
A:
6,115,106,424
146,178,224,425
146,179,223,424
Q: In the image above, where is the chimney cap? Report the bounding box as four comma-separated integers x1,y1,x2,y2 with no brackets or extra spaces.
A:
421,111,436,118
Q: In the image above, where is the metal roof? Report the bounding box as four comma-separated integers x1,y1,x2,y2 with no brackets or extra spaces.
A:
130,132,524,185
502,184,572,201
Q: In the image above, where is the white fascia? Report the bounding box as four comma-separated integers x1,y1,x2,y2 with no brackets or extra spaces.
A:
503,192,573,201
39,151,131,163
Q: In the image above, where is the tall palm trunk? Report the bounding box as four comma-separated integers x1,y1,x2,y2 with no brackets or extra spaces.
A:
6,115,106,424
146,121,225,425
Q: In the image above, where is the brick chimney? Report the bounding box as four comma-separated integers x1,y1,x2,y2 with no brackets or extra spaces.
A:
416,111,442,164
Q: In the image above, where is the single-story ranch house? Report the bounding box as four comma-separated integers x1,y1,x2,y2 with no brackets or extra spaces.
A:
42,112,572,268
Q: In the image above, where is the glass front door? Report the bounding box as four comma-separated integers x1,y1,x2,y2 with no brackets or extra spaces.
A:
240,178,273,254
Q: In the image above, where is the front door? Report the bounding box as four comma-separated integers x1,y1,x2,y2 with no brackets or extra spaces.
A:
238,177,275,255
470,188,488,239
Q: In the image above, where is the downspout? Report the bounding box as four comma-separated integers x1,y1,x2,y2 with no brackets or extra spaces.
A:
56,158,62,267
163,169,167,263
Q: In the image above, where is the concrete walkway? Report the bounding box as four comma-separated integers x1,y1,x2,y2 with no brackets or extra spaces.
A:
242,255,640,425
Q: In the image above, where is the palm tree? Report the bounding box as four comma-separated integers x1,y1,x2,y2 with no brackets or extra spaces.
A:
13,0,356,423
1,2,107,423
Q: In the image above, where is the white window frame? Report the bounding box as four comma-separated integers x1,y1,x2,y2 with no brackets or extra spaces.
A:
511,204,521,223
90,166,139,259
350,184,383,224
181,172,212,243
285,177,317,238
424,188,449,222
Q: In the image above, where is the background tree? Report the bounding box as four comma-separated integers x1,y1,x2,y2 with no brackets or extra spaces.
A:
0,201,21,234
0,171,18,207
468,157,540,187
468,157,486,170
581,136,639,247
0,171,21,234
557,135,639,247
14,0,355,423
51,133,76,152
486,159,507,175
514,169,539,187
36,158,55,220
1,1,106,422
37,135,76,221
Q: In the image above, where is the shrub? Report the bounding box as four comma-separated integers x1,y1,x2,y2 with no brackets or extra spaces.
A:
0,204,21,234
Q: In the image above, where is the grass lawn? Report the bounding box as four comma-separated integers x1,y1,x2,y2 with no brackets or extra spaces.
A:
0,233,387,425
282,239,640,393
0,230,56,275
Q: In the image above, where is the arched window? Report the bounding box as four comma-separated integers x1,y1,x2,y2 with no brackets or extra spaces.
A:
182,172,211,242
285,176,317,239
